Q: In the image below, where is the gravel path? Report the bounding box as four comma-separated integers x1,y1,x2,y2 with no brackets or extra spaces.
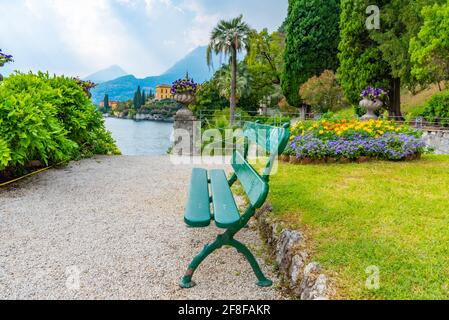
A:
0,156,283,300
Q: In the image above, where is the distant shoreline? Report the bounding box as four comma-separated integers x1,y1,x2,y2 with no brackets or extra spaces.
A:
104,114,174,124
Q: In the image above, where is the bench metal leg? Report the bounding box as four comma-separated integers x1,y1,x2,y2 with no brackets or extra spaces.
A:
229,239,273,288
180,236,224,289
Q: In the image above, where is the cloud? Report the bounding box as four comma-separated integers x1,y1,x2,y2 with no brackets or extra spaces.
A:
0,0,288,78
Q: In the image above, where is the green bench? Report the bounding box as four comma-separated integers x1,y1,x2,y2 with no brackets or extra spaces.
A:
180,122,291,289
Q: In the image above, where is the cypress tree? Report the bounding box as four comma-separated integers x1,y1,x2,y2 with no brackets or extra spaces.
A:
141,90,146,106
338,0,391,114
103,94,110,113
281,0,341,108
134,86,142,110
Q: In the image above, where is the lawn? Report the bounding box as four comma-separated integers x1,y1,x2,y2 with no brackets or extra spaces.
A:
268,155,449,300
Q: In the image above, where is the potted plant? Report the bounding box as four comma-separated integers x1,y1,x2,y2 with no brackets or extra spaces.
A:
171,74,198,109
359,87,389,120
0,49,14,82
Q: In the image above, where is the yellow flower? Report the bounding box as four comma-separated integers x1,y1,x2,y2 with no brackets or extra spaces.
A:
319,130,324,135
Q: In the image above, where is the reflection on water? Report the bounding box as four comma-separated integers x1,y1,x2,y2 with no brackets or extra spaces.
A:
105,118,173,156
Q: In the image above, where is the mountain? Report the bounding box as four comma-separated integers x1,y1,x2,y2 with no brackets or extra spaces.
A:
91,74,177,104
90,46,224,104
162,46,219,82
83,65,128,84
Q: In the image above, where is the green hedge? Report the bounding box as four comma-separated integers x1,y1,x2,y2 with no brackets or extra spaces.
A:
0,72,120,172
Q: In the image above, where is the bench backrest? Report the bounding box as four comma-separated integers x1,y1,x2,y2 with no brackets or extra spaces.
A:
231,122,290,209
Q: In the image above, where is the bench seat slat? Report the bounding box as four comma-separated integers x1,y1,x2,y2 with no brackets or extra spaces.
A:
232,151,269,209
184,168,211,228
210,170,241,229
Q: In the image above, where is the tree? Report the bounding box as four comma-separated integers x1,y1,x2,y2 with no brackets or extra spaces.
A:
245,29,285,109
215,63,250,106
369,0,445,117
189,79,229,117
281,0,340,111
339,0,443,118
133,86,142,110
299,70,348,113
207,15,252,125
410,1,449,91
141,90,146,106
338,0,391,115
103,94,110,113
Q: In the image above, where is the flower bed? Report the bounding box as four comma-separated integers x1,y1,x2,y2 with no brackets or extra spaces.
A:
282,119,429,163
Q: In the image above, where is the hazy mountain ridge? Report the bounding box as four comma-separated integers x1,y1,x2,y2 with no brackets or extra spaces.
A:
90,46,222,104
83,65,128,84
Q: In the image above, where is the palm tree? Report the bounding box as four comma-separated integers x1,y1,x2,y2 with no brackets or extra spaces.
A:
216,64,250,104
207,15,251,125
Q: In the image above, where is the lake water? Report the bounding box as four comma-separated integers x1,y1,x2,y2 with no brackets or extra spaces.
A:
105,118,173,156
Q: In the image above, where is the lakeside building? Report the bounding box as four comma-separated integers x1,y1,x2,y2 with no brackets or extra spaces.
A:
99,100,120,111
156,84,173,100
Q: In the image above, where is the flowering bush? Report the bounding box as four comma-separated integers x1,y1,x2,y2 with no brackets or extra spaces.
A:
361,87,389,101
73,78,97,96
171,78,198,95
286,119,429,162
0,49,14,65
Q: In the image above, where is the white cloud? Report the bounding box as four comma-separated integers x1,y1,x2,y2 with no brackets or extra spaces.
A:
0,0,287,78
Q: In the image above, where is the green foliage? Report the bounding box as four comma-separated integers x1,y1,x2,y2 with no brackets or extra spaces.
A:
252,115,291,126
338,0,391,107
246,29,284,86
0,137,12,168
202,108,249,130
338,0,444,116
128,108,137,120
370,0,433,89
215,63,250,103
245,29,285,113
410,1,449,87
421,90,449,126
299,70,348,113
0,72,119,171
282,0,340,107
189,79,228,115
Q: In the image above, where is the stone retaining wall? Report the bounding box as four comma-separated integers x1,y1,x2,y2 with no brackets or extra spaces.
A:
254,204,330,300
422,130,449,154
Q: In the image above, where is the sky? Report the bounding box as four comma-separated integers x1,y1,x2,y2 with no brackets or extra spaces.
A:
0,0,288,78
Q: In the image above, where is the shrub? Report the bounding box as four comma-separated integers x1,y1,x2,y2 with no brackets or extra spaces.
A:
422,90,449,126
0,72,119,171
299,70,348,113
